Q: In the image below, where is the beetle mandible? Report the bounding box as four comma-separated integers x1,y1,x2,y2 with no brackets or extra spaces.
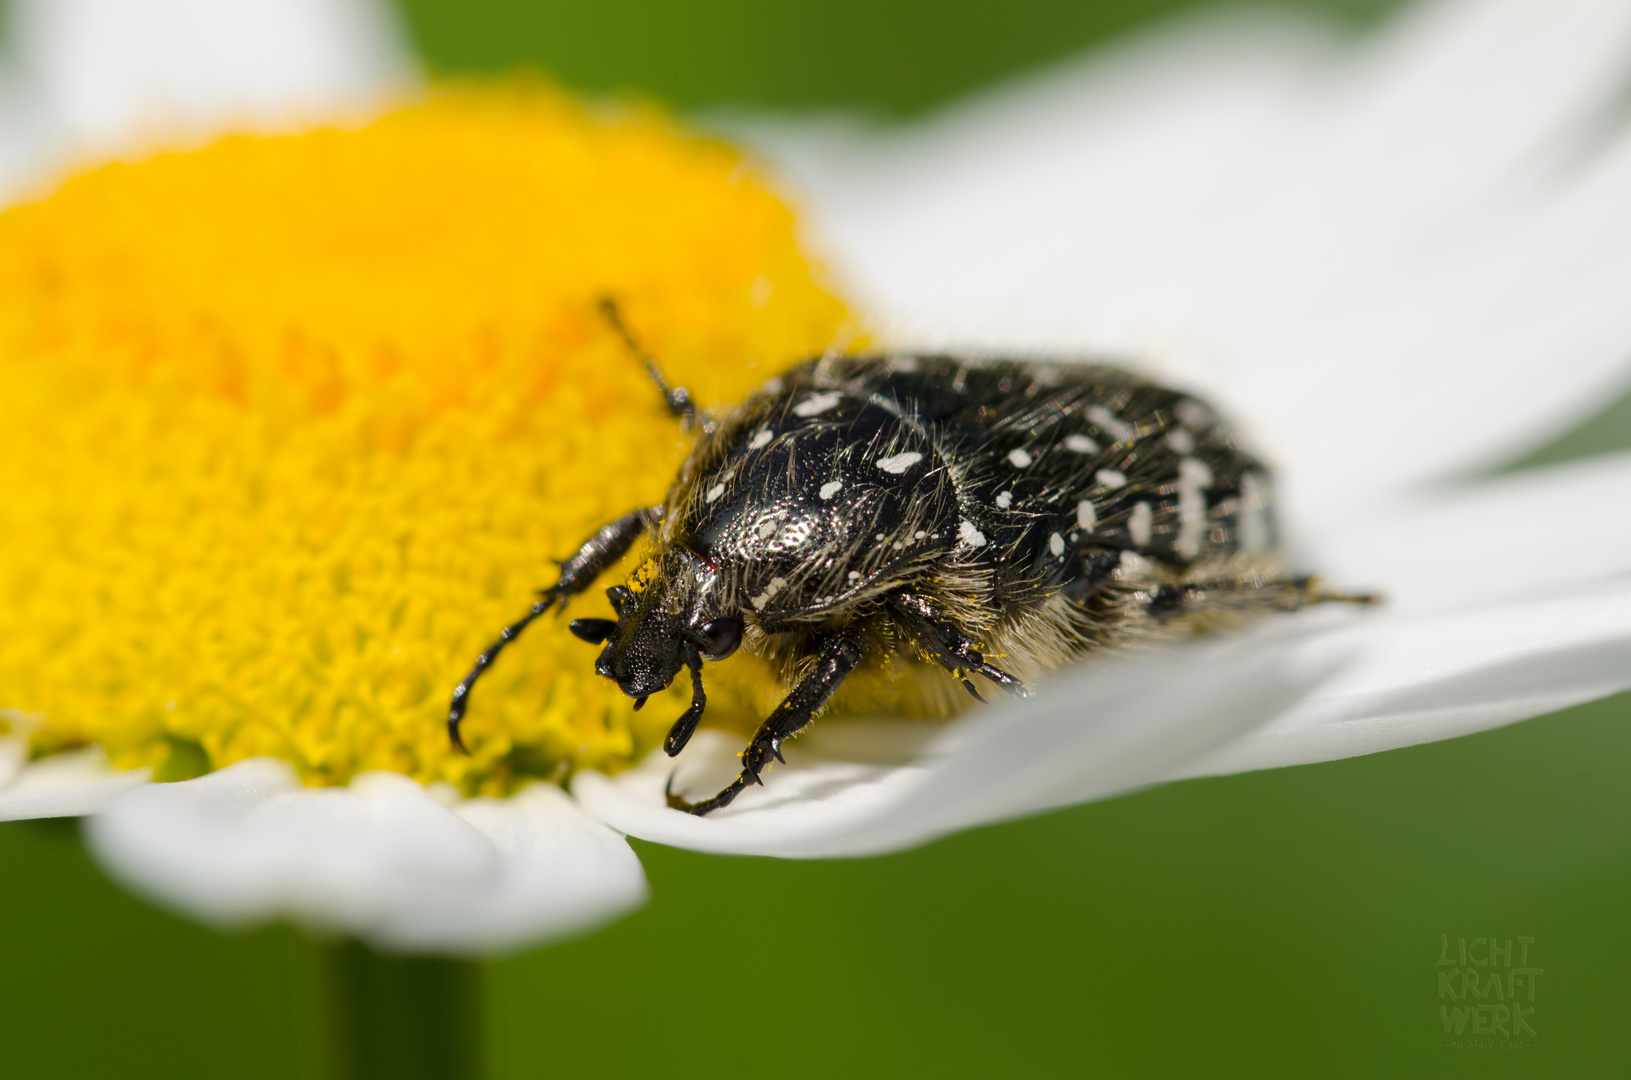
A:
447,300,1371,815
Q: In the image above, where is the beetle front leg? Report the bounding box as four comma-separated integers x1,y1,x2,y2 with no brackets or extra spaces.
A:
887,590,1029,701
662,641,707,756
667,632,866,816
447,507,655,750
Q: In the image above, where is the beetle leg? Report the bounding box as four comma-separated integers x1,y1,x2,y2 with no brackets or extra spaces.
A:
1144,575,1380,624
887,589,1030,700
663,641,708,756
666,632,865,816
447,507,654,751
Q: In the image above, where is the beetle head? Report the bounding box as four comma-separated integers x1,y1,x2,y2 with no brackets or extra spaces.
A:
568,549,742,700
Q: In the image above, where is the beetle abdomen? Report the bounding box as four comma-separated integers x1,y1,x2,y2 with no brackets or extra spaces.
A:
784,355,1277,602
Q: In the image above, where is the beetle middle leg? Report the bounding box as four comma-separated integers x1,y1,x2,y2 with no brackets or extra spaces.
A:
887,589,1030,702
447,507,654,751
667,632,866,816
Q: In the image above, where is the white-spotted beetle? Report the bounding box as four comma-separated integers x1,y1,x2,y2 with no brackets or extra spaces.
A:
448,301,1370,815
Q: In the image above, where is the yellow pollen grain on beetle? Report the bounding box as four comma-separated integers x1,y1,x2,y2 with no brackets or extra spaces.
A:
0,86,851,795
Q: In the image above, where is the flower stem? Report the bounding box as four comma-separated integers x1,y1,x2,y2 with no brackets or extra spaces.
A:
317,939,486,1080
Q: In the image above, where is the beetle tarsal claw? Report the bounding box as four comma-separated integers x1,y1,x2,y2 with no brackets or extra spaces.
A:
663,703,704,756
663,768,694,811
664,771,748,817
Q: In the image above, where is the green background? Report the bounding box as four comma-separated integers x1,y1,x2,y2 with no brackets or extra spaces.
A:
5,1,1628,1076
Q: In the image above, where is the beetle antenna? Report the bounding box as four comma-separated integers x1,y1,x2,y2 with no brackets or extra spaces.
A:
597,296,716,435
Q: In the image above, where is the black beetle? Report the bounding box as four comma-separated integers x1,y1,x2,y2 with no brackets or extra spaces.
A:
448,301,1368,815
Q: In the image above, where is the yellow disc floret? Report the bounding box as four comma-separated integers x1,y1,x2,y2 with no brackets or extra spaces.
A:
0,86,851,794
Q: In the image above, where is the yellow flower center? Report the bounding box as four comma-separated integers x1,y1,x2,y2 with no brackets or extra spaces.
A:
0,86,851,794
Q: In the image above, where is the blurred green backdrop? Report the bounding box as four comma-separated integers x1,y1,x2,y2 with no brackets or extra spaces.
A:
4,1,1628,1077
396,0,1403,113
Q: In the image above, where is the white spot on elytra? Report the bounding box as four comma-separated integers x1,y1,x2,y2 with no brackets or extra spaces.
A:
891,356,920,372
1065,434,1098,454
819,480,843,500
1076,500,1096,530
762,376,785,394
995,491,1013,509
914,530,926,540
956,518,987,548
748,427,773,450
1119,552,1154,579
1096,468,1127,489
1008,448,1033,468
794,391,841,417
757,520,776,539
749,576,788,612
1167,429,1195,454
1087,405,1135,444
1179,457,1213,486
1049,532,1064,557
1128,502,1153,546
705,483,726,503
848,570,862,581
876,451,923,475
1175,457,1212,559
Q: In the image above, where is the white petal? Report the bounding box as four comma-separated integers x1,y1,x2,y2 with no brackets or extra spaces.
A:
0,742,151,821
0,734,25,789
84,759,648,954
738,0,1631,522
574,628,1348,858
0,0,416,203
1306,450,1631,615
730,9,1338,353
1172,582,1631,779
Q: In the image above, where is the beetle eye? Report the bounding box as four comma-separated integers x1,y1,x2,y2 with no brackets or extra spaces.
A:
605,585,631,613
694,617,742,661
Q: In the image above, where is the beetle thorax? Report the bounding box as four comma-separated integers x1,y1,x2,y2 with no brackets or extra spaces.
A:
665,389,963,624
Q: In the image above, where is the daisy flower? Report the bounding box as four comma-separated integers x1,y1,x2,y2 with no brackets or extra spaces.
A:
3,0,1630,954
